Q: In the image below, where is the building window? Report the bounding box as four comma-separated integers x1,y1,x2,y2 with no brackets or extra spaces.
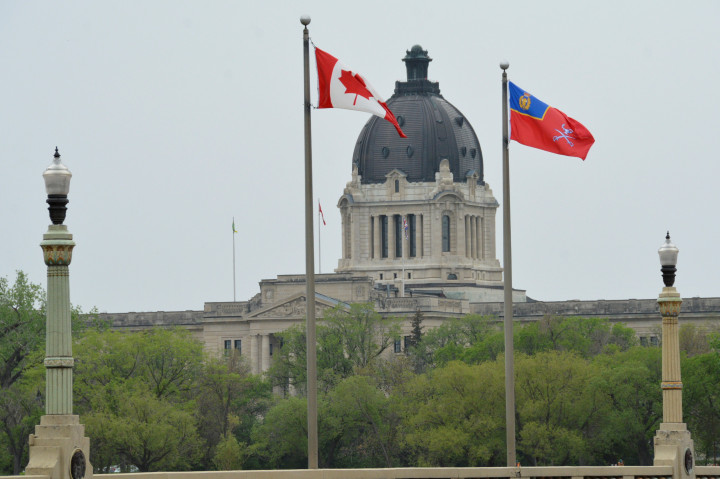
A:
234,339,242,353
408,214,416,257
380,273,383,280
650,336,659,346
407,272,411,279
394,179,399,193
223,340,232,356
394,339,402,353
442,215,451,252
381,215,388,258
393,272,397,279
394,214,402,257
404,335,411,351
269,343,274,356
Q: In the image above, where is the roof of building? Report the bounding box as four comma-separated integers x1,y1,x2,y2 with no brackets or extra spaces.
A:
353,45,484,185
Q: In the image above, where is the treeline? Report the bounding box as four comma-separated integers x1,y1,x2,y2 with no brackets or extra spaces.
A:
2,272,720,474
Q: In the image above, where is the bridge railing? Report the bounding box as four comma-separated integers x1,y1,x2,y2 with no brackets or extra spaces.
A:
7,464,720,479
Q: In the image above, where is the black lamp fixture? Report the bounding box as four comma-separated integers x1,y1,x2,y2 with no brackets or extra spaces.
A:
42,147,72,225
658,231,679,287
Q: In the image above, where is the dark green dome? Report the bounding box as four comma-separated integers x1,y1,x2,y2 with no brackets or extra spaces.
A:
353,45,484,185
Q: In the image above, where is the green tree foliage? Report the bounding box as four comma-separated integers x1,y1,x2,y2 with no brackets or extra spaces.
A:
0,272,46,475
196,352,272,467
515,351,596,465
516,316,637,358
74,328,205,472
0,272,45,391
321,375,397,468
247,397,308,469
396,361,505,466
589,347,662,465
268,303,400,394
683,343,720,465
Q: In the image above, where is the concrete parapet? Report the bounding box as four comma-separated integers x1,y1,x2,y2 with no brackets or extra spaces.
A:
89,465,684,479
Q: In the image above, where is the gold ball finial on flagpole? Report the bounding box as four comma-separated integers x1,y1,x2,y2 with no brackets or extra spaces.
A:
300,15,311,26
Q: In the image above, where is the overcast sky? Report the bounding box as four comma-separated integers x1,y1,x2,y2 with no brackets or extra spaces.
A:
2,1,718,313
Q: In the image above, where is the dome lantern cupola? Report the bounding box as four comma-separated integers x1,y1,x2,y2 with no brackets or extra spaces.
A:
403,44,431,80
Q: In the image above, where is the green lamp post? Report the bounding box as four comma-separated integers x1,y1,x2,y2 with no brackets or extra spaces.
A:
26,148,92,479
41,147,76,414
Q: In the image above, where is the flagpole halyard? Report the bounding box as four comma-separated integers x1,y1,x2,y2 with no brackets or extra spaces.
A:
500,60,517,468
301,15,319,470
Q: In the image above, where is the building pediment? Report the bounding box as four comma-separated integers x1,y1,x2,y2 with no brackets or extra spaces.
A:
384,168,407,179
246,292,346,320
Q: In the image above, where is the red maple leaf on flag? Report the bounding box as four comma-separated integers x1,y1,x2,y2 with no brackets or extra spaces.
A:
339,69,373,105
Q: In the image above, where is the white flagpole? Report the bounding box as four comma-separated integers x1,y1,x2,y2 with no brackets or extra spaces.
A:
232,217,236,302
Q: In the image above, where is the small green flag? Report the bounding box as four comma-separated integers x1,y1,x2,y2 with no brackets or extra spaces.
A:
232,220,237,234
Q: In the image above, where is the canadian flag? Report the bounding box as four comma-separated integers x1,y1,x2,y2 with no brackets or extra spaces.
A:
315,47,406,138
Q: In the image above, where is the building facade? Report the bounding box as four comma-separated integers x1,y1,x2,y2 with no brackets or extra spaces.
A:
99,46,720,373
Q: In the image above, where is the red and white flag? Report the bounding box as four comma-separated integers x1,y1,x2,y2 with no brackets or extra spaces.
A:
318,201,326,226
315,47,406,138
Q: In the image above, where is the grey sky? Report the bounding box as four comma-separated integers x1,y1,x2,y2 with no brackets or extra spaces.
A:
2,1,718,313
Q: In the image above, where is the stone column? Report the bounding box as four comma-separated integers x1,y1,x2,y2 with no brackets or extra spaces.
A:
249,334,259,375
417,214,423,258
388,214,396,259
476,216,483,260
470,216,477,259
41,225,75,414
653,286,695,479
464,215,471,258
27,224,93,479
659,287,683,424
261,334,271,373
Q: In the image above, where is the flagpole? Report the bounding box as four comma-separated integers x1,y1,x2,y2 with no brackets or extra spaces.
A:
317,199,322,274
232,217,237,302
301,15,319,470
401,216,406,297
500,61,516,467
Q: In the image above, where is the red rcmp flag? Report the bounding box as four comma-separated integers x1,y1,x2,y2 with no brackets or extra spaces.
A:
509,82,594,160
315,47,406,138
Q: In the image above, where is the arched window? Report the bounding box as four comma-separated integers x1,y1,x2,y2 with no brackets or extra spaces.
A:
442,215,451,252
394,179,400,193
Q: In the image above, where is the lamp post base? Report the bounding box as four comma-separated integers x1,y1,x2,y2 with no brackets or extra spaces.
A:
654,423,695,479
26,415,93,479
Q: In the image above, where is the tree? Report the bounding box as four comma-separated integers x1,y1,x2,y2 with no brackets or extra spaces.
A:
516,316,637,358
83,384,201,472
267,303,401,393
195,352,271,469
74,328,206,472
415,314,500,368
587,347,662,465
683,350,720,464
0,272,45,475
0,271,45,392
515,351,597,465
247,397,308,469
396,361,505,467
321,375,398,468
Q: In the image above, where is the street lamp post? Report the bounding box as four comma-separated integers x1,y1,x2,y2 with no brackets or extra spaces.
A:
26,148,92,479
653,232,695,479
